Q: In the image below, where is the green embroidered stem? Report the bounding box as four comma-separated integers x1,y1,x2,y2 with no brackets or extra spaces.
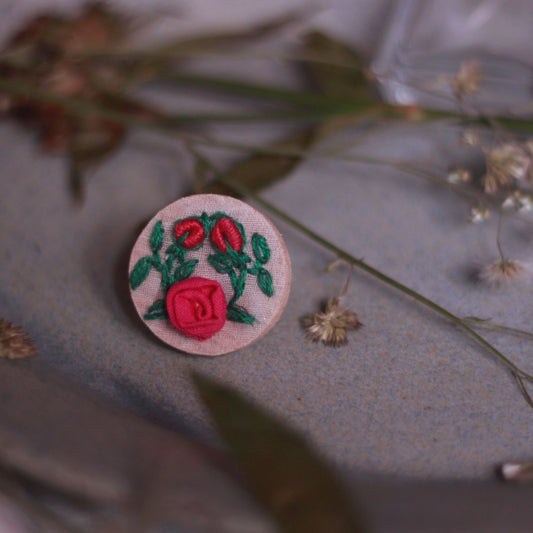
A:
130,220,200,319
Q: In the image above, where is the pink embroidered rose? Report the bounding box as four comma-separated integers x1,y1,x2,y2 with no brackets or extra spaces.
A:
166,277,227,340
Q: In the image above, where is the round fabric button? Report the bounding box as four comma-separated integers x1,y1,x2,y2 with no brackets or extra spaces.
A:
128,194,291,356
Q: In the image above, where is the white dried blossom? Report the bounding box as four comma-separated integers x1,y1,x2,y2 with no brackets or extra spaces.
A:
461,130,480,147
447,168,471,184
483,143,531,193
469,206,490,223
479,259,532,286
501,191,533,212
452,60,483,99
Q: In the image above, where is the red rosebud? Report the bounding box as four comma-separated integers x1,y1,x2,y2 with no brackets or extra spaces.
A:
166,277,227,341
211,217,243,252
174,218,205,249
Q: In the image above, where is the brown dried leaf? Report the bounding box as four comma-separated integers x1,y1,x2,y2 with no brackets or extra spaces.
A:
0,320,37,359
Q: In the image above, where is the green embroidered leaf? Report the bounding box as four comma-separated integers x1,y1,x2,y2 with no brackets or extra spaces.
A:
144,299,169,320
165,244,179,256
209,253,234,274
147,299,166,313
151,257,163,272
257,268,274,297
193,374,367,533
130,257,152,290
150,221,164,254
228,250,251,269
251,233,271,264
227,304,255,324
144,310,169,320
173,259,199,282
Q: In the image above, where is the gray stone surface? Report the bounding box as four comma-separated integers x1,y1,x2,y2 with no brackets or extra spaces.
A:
2,121,533,482
1,0,533,530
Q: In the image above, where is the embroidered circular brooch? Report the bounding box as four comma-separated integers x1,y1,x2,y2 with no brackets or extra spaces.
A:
128,194,291,355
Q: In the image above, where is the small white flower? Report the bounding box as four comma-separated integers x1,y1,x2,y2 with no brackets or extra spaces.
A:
502,191,533,212
469,206,490,223
447,168,471,184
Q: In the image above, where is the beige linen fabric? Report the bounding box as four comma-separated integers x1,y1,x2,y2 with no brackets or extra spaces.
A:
129,194,291,356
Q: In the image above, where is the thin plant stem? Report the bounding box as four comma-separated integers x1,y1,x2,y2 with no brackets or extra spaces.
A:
464,317,533,341
214,175,533,406
496,213,505,262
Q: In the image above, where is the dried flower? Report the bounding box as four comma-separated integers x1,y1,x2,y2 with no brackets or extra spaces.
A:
446,167,471,184
499,461,533,482
469,205,490,223
479,259,531,285
452,60,483,99
501,190,533,212
461,130,480,147
0,319,37,359
300,297,362,347
483,143,531,193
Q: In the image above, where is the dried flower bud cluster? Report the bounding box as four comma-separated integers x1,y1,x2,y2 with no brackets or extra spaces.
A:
447,168,471,184
483,143,532,194
452,60,483,100
0,319,37,359
469,205,490,224
0,3,129,158
300,296,362,347
502,190,533,212
461,130,481,147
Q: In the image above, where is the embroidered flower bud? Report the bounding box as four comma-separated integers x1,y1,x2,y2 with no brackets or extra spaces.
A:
174,218,205,249
211,217,244,252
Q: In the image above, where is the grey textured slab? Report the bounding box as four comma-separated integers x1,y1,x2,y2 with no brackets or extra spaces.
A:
2,121,533,482
1,0,533,530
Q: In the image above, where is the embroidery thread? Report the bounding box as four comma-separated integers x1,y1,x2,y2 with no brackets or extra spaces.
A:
130,211,274,337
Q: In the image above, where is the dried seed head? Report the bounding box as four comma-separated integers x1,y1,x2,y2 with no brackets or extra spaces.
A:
447,167,471,184
0,319,37,359
479,259,531,286
300,297,362,347
452,60,483,99
483,143,531,193
469,205,490,224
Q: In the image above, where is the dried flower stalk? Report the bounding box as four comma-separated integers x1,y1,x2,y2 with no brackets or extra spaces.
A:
0,319,37,359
